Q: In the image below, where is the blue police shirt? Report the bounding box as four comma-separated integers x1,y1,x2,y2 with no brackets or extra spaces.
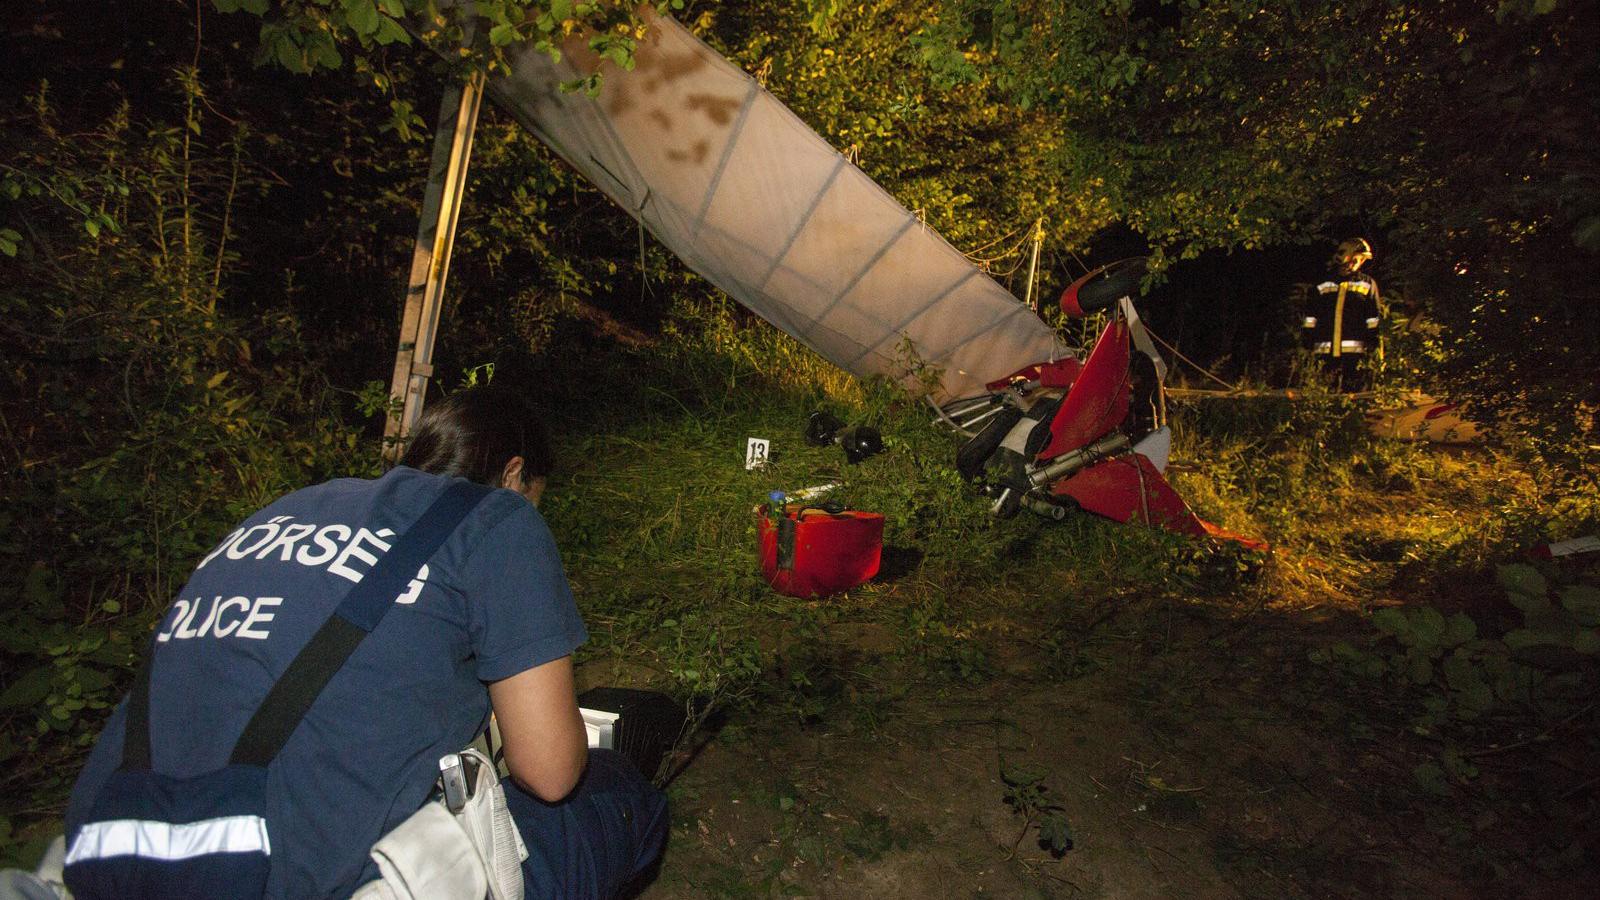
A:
65,467,588,898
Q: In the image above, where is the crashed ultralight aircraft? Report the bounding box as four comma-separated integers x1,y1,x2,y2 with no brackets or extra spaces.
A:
386,9,1222,538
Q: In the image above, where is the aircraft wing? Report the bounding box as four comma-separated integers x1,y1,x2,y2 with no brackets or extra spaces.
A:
486,9,1067,400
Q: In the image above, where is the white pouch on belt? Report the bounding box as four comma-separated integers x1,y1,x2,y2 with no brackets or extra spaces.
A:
362,802,486,900
454,748,527,900
352,748,526,900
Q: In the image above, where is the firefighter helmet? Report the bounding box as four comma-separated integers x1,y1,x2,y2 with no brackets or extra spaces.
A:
1337,237,1373,268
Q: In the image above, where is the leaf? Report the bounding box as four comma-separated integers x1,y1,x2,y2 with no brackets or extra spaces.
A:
1574,215,1600,251
1509,587,1554,619
1440,649,1478,691
0,227,20,257
0,666,56,710
1558,585,1600,626
1443,612,1477,647
1497,621,1574,646
382,100,423,141
1372,607,1411,641
274,34,306,73
603,44,635,71
551,0,573,21
1572,629,1600,656
83,218,100,238
72,668,113,694
1038,812,1074,855
1406,649,1433,685
1503,627,1568,650
1456,681,1494,717
21,565,61,606
345,0,380,37
374,16,410,45
1410,607,1447,650
1497,563,1547,601
206,371,229,389
378,0,406,15
1413,761,1450,797
1505,626,1588,671
1000,762,1045,787
490,23,520,46
313,35,343,69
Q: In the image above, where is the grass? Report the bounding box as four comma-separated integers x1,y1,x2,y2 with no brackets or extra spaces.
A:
538,334,1573,677
519,310,1598,895
3,301,1597,893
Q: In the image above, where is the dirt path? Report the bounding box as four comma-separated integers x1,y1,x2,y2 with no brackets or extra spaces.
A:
638,611,1490,898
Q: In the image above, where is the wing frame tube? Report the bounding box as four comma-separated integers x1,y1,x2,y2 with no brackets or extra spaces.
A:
800,216,918,347
691,80,762,236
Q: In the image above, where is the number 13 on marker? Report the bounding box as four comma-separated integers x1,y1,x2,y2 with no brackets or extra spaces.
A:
745,438,770,470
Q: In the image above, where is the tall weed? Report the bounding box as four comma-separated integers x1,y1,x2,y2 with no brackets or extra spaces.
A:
0,76,367,829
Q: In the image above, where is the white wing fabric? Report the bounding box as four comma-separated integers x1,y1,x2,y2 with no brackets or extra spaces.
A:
487,10,1066,399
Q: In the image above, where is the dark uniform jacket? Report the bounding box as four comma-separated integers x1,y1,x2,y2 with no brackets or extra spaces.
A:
1302,270,1381,357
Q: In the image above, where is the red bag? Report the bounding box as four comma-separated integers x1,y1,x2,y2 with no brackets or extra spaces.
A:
757,506,884,598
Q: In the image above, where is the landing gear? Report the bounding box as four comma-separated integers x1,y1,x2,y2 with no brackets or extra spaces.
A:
984,484,1074,521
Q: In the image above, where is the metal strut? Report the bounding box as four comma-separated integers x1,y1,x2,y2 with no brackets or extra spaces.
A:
383,74,486,463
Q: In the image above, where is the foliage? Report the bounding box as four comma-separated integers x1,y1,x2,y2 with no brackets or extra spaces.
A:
1312,562,1600,797
896,595,992,683
213,0,675,91
0,74,368,825
1000,761,1073,858
1168,378,1376,537
707,0,1116,264
915,0,1599,470
3,0,1598,879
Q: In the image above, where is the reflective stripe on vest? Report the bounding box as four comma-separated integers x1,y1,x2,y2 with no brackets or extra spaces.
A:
1313,340,1368,354
1331,283,1348,357
65,815,271,864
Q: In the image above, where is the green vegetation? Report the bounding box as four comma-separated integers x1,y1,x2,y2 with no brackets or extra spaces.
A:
0,73,371,868
1001,761,1074,858
2,0,1598,891
1315,562,1600,800
913,0,1600,467
521,310,1593,891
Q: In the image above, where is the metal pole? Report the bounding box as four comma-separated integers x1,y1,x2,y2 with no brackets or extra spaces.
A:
382,73,486,462
1022,218,1044,311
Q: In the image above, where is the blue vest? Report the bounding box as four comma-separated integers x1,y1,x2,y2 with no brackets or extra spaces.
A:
64,469,587,898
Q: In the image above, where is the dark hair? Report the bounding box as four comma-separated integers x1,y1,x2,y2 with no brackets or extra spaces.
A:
397,383,553,487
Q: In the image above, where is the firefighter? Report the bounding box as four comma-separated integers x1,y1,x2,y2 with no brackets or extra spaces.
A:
1302,238,1383,391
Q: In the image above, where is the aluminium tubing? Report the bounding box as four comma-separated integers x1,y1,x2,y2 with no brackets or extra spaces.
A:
1019,493,1069,521
1025,432,1132,491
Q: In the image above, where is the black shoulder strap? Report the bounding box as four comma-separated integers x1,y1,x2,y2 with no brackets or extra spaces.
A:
119,634,158,771
229,480,492,765
121,480,493,770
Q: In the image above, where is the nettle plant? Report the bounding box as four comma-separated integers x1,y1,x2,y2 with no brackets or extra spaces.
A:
999,761,1073,859
1314,563,1600,732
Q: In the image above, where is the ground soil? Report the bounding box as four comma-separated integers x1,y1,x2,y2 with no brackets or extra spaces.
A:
628,596,1589,898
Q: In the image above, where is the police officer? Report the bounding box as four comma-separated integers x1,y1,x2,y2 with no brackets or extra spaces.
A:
1302,238,1383,391
64,383,667,899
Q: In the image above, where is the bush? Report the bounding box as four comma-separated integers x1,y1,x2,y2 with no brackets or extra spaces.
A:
0,75,370,825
